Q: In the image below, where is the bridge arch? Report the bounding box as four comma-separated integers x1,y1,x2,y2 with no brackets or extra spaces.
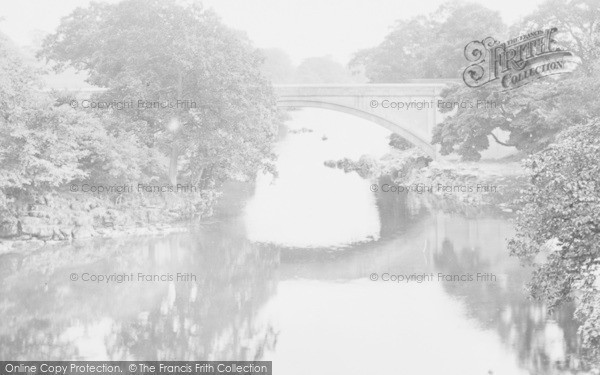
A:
276,99,436,158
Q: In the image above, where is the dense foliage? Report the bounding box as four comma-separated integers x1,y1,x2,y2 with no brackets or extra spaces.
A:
430,0,600,160
513,0,600,69
508,121,600,361
1,0,279,226
349,2,505,81
431,65,600,160
40,0,278,186
0,33,150,201
353,0,600,161
453,0,598,160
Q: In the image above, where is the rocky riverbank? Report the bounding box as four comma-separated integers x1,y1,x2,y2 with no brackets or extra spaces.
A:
0,189,219,255
325,148,527,214
399,160,527,214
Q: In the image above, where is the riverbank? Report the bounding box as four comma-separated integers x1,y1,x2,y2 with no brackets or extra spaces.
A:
403,158,527,214
0,188,219,255
325,148,528,215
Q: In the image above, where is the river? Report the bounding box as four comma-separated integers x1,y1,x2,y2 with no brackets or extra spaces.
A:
0,109,588,374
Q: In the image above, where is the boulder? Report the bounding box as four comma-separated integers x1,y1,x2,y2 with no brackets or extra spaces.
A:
18,217,54,239
28,204,51,218
19,216,43,232
59,226,74,239
0,217,19,238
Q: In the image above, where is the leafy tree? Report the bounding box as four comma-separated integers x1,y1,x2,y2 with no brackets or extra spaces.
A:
508,120,600,363
513,0,600,70
0,31,161,202
40,0,278,186
432,0,600,160
431,65,600,160
350,2,506,82
0,33,85,193
0,33,39,118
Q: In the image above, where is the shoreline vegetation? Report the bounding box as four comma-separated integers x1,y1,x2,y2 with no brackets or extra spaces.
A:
324,141,527,216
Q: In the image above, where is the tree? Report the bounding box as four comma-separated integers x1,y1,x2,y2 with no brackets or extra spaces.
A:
350,2,506,82
508,120,600,363
432,0,600,160
295,56,354,83
0,32,87,193
259,48,295,84
0,31,155,208
40,0,278,186
513,0,600,70
431,65,600,160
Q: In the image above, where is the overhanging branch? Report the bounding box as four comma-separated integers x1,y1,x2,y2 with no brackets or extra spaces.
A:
490,131,516,147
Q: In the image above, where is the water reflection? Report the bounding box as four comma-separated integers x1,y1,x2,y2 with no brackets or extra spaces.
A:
0,109,591,373
0,204,588,372
266,213,586,374
0,221,278,360
428,219,584,373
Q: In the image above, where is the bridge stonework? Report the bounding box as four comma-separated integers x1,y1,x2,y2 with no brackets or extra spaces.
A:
274,83,454,158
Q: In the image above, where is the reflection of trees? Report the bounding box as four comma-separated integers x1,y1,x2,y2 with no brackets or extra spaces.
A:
375,176,430,239
0,222,279,360
432,237,587,373
434,239,487,275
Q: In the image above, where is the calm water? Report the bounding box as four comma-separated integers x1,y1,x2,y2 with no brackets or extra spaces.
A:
0,109,588,373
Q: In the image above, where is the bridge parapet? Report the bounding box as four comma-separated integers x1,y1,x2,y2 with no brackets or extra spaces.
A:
274,83,451,98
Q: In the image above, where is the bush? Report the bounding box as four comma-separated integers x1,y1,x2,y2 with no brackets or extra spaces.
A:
509,119,600,362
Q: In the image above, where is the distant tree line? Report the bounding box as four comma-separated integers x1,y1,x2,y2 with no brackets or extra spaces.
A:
260,50,361,84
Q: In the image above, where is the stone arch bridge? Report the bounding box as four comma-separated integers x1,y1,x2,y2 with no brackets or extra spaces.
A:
274,81,456,158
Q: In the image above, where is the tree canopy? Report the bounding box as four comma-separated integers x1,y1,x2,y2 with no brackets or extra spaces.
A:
40,0,278,186
350,2,505,82
513,0,600,69
295,56,355,83
352,0,600,161
0,31,161,194
259,48,295,84
429,0,600,160
431,63,600,160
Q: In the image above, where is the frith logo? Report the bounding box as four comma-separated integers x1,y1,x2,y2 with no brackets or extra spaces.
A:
462,28,579,90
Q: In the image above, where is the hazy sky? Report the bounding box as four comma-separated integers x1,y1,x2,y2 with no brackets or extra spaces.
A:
0,0,545,64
